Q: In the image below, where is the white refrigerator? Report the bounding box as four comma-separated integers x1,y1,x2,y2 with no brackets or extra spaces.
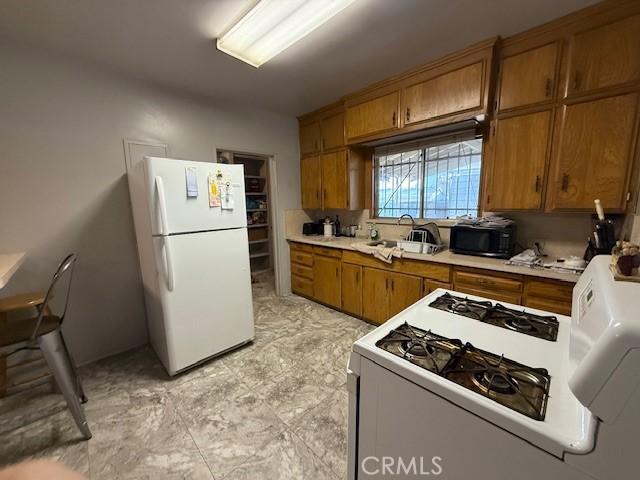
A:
128,156,254,375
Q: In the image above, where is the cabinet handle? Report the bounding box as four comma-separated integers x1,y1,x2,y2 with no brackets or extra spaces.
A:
534,175,541,193
561,174,569,192
545,78,553,98
336,267,339,278
391,279,395,292
572,72,581,91
392,111,396,126
405,108,411,122
355,271,359,283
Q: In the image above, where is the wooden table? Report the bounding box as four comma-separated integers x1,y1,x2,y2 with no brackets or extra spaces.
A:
0,253,25,290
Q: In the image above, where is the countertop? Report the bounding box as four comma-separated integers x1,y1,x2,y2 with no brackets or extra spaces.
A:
0,252,25,289
286,235,581,284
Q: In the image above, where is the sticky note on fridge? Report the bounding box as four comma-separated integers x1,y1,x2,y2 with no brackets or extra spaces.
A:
221,182,234,210
185,167,198,198
208,174,221,208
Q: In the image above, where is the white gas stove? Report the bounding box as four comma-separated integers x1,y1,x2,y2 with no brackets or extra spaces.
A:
347,256,639,479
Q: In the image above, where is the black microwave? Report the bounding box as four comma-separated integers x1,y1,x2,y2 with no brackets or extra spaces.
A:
449,224,516,259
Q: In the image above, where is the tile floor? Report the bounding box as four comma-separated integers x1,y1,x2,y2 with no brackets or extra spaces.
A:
0,277,374,479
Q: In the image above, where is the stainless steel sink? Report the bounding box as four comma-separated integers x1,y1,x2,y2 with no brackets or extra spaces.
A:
366,239,398,247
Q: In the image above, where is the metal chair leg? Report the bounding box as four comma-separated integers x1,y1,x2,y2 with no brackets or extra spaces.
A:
58,331,88,404
39,329,92,440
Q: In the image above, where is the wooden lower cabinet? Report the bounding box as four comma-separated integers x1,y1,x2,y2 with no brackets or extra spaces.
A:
341,263,363,317
289,241,574,319
361,268,423,325
387,272,423,318
362,268,389,325
313,255,342,309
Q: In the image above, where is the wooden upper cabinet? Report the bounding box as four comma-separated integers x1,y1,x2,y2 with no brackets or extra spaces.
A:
486,111,552,211
345,91,399,142
320,112,345,151
547,93,638,211
567,15,640,96
300,121,320,156
402,62,484,125
313,255,342,309
498,43,558,110
300,155,322,209
321,150,348,209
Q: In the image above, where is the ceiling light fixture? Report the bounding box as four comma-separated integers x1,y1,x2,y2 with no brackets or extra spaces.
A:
216,0,356,68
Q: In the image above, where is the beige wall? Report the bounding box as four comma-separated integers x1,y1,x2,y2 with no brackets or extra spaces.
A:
0,43,299,365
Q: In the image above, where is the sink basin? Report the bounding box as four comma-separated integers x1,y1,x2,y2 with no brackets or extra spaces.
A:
366,239,398,248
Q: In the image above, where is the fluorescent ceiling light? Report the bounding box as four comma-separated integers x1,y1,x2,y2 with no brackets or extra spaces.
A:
217,0,356,68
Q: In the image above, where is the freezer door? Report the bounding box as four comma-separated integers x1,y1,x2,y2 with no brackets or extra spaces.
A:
152,228,254,374
144,156,247,235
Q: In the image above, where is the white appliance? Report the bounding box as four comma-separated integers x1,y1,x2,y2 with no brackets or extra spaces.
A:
347,256,639,479
128,156,254,375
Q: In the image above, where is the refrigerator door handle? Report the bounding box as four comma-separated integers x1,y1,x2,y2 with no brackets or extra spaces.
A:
155,176,170,235
164,236,175,291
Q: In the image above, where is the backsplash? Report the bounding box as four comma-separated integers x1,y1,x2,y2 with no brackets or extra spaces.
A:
286,209,596,260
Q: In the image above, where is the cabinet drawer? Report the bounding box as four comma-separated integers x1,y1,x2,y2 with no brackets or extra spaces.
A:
423,280,452,296
455,285,522,305
525,279,573,303
291,263,313,280
289,242,314,253
454,269,522,293
313,246,343,258
524,297,571,316
290,250,313,267
291,275,314,297
342,250,451,283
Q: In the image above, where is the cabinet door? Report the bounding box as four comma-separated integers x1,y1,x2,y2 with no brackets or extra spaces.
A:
300,155,322,209
568,15,640,95
499,43,558,110
341,263,363,317
486,111,551,211
321,112,345,151
345,91,399,141
300,122,320,156
362,268,389,325
387,272,423,318
321,150,348,209
403,62,483,125
313,255,341,309
548,93,638,211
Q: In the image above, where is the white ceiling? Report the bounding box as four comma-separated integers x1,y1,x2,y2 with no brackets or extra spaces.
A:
0,0,599,116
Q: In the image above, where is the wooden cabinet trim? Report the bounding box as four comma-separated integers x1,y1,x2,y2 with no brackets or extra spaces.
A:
291,263,313,280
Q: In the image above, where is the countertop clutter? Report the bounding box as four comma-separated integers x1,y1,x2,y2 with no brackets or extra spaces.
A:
286,235,581,283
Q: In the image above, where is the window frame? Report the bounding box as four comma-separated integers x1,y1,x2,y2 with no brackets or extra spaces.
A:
373,135,483,221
